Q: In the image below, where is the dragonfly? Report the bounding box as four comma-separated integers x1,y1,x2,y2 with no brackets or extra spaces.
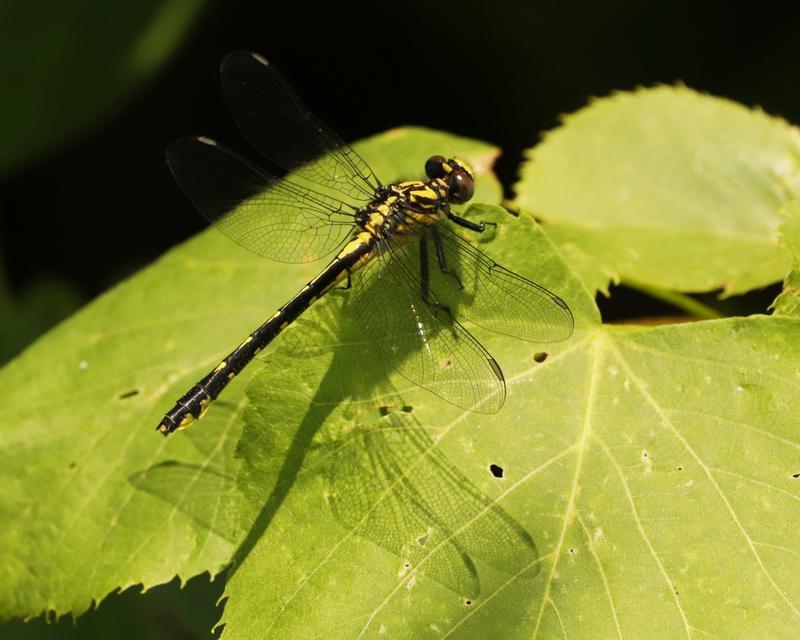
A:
157,51,574,436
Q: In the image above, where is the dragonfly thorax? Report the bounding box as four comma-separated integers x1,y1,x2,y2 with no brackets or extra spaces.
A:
356,178,448,240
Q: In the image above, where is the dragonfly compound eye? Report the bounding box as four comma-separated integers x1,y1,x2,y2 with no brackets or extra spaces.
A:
425,155,447,179
448,171,474,204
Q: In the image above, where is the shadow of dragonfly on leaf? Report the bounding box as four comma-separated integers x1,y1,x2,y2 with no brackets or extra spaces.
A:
325,409,539,599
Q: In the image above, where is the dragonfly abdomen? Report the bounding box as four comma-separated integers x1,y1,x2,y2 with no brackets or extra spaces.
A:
157,238,373,435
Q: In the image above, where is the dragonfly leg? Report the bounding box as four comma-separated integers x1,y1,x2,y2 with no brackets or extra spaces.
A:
337,271,353,290
419,235,458,333
447,211,493,233
432,227,463,290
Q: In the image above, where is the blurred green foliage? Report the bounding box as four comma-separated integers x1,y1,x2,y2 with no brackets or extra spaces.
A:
0,0,208,177
0,276,83,365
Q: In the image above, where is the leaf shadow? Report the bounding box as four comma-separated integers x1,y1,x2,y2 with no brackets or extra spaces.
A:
225,298,394,580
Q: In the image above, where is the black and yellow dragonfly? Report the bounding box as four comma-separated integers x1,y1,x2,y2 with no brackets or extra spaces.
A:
157,52,573,435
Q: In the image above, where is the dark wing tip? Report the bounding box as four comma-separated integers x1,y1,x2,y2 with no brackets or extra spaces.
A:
221,51,270,74
165,136,219,170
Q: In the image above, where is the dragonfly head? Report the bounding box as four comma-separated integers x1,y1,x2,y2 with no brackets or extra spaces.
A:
424,155,475,205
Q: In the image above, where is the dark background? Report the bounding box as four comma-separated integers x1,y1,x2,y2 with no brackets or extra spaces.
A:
1,0,800,635
4,1,800,314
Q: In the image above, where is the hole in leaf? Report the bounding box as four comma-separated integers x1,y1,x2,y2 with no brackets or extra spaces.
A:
676,466,683,471
568,547,576,555
464,599,473,606
118,389,139,400
793,473,800,479
489,463,504,478
533,351,548,363
379,406,390,417
401,405,414,413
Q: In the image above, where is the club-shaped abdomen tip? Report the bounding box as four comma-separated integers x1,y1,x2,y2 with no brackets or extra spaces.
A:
156,414,179,436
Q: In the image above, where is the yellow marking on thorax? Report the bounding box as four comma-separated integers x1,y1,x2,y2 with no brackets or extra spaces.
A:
410,186,437,199
368,211,385,228
213,361,227,373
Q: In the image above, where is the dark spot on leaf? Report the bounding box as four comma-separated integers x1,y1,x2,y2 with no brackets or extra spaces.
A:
118,389,139,400
416,533,429,546
401,405,414,413
673,586,680,596
676,466,683,472
379,406,390,417
793,472,800,479
403,562,411,569
568,547,576,555
68,461,77,469
489,463,504,478
533,351,548,363
464,599,473,606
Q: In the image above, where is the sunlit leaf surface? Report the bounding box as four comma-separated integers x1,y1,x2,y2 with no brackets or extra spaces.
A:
221,207,800,639
515,86,800,296
2,124,799,639
773,200,800,317
0,128,501,620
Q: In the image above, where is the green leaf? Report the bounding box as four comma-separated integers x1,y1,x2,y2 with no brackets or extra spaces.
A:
773,199,800,317
220,206,800,639
0,0,209,176
515,86,800,296
0,127,501,621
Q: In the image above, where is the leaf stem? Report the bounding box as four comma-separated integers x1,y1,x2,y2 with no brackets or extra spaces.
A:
624,279,723,320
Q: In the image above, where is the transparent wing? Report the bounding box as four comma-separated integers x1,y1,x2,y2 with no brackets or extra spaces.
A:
167,137,356,263
220,51,381,208
327,414,540,597
352,235,506,414
431,224,574,342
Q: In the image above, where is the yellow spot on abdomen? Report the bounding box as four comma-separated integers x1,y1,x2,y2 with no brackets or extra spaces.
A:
198,397,211,418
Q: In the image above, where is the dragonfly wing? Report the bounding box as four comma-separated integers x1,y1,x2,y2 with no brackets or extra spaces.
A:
352,235,505,414
430,224,574,342
220,51,381,207
167,137,355,263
